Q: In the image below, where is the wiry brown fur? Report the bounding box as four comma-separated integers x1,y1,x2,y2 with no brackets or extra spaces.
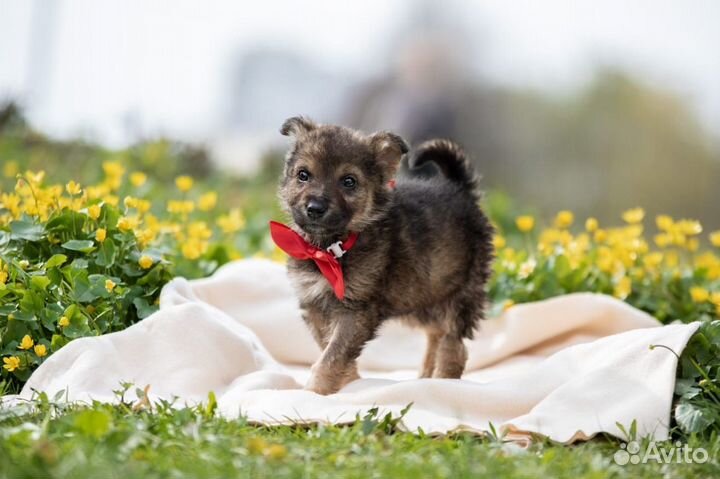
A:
278,116,494,395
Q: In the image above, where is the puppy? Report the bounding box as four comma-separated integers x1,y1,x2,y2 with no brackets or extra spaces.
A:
275,117,494,395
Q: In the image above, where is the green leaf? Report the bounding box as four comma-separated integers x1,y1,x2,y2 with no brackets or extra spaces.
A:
63,313,91,339
133,297,158,319
675,403,712,434
674,378,701,399
51,334,69,351
61,240,95,253
29,275,51,291
205,391,217,418
10,220,44,241
69,258,89,269
45,254,68,269
64,269,95,302
88,274,113,298
95,240,116,267
40,304,62,331
73,409,112,438
19,290,44,315
45,211,86,234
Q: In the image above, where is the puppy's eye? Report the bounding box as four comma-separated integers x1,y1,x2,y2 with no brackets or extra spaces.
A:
297,169,310,182
342,175,357,189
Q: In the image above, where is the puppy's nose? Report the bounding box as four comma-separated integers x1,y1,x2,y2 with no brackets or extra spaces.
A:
306,198,328,219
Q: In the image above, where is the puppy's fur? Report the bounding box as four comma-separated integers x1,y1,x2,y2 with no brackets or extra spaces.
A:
278,117,494,394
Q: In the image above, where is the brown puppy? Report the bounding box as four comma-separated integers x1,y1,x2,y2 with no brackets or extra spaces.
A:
277,117,494,394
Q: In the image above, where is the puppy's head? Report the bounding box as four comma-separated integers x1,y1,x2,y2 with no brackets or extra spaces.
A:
278,116,408,244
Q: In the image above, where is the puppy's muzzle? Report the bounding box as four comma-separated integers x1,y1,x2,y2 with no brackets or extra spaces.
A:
306,197,329,220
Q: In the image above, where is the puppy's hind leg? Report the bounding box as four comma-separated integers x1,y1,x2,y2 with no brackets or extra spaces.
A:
420,328,443,378
433,299,477,379
433,333,468,379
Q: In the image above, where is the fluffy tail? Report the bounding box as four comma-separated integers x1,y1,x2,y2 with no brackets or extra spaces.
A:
408,139,479,195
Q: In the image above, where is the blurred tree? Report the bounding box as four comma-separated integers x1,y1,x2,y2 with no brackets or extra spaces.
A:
495,69,720,228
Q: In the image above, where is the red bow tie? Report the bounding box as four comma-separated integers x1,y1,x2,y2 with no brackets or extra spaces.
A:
269,221,359,300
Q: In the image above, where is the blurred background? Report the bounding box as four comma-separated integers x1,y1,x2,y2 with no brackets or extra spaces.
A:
1,0,719,228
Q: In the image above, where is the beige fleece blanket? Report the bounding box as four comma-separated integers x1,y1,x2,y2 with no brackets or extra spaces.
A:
11,259,699,444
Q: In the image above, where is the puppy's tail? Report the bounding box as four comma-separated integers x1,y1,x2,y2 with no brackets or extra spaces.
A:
409,139,480,196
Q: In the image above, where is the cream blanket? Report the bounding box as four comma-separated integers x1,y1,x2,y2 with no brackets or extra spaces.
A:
13,259,699,444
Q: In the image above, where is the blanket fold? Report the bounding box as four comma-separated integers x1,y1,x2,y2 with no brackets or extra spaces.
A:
11,259,699,444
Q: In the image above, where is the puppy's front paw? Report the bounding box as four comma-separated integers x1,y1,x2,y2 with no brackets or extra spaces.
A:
304,373,337,395
306,361,357,395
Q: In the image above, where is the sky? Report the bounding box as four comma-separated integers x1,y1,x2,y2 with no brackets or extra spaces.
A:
0,0,718,147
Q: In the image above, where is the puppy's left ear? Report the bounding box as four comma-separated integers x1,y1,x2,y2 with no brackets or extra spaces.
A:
370,132,409,176
280,116,316,138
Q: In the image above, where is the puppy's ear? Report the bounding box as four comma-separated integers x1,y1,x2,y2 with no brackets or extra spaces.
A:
370,131,409,176
280,116,316,138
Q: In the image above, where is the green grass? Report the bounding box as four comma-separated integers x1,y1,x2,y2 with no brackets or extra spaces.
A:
0,396,718,479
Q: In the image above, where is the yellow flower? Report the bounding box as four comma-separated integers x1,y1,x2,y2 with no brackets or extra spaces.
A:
270,247,284,263
105,279,116,292
614,276,631,300
34,344,47,357
217,209,246,234
656,215,674,231
175,175,194,192
24,170,45,185
676,219,702,236
182,241,203,260
138,255,154,269
0,261,8,284
0,193,22,217
654,233,672,248
515,215,535,233
265,444,288,460
585,217,598,232
621,207,645,224
709,231,720,248
135,229,155,247
65,180,82,195
124,196,138,209
690,286,709,303
493,235,506,249
95,228,107,242
167,200,195,215
87,204,101,220
198,191,218,211
135,199,151,214
644,252,663,269
103,195,119,207
593,229,607,243
86,185,109,201
188,221,212,240
117,215,140,232
58,316,70,327
711,292,720,307
554,211,574,229
102,161,125,178
18,334,34,350
2,356,20,372
130,172,147,187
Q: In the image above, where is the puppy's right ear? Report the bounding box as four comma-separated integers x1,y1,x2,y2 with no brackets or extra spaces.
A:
280,116,316,138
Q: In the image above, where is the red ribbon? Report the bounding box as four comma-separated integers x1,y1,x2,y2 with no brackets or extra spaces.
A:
269,221,358,300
